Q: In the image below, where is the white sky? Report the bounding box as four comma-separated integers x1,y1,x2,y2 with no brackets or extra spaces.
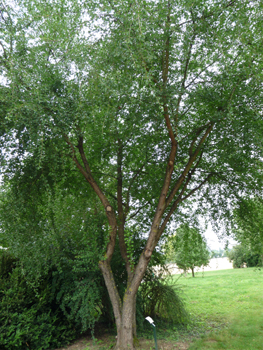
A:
204,222,237,251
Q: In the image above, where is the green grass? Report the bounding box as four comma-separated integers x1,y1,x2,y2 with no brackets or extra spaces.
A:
175,267,263,349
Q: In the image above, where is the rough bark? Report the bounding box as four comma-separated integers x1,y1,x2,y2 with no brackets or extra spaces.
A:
116,295,136,350
101,273,140,350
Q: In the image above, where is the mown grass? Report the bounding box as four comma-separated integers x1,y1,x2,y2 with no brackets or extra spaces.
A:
176,267,263,349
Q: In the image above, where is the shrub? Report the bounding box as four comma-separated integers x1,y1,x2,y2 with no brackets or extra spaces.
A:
0,252,78,350
139,273,189,325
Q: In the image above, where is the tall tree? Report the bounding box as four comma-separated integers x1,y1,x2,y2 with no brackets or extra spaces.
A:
1,0,263,348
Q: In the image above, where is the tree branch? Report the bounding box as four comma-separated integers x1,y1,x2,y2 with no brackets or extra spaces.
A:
174,15,196,127
125,162,146,216
64,134,117,263
128,202,151,220
166,122,214,208
158,172,214,239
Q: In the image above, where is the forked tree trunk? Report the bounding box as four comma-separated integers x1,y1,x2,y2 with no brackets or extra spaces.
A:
99,260,140,350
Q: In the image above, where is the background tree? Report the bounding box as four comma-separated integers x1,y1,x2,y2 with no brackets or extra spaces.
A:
227,244,262,268
229,197,263,267
232,198,263,260
1,1,263,349
165,224,210,277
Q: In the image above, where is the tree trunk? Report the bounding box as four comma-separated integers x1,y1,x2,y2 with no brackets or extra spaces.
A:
116,295,136,350
191,266,195,277
99,260,139,350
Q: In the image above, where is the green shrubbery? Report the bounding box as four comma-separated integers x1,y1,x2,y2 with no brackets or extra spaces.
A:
0,246,188,349
0,250,100,350
227,245,262,268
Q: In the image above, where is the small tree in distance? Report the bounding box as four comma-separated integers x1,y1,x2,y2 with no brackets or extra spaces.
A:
165,224,210,277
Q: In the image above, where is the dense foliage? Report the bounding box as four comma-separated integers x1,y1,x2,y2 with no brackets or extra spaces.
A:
0,251,79,350
231,198,263,258
0,225,187,349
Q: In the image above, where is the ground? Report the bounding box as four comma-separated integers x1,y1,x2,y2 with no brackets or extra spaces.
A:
57,333,191,350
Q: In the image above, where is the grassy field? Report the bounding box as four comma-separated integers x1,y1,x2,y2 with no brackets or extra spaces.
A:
178,267,263,350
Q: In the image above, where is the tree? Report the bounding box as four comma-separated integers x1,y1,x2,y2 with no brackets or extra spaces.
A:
227,244,262,268
233,199,263,253
165,225,210,277
1,0,263,348
231,197,263,266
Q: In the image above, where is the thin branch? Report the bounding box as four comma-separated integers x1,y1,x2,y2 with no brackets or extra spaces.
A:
107,193,126,207
92,172,118,180
128,202,151,220
174,15,196,126
0,41,7,60
125,162,146,215
177,0,238,28
158,173,214,238
180,173,213,202
166,122,214,208
117,138,133,279
185,59,222,89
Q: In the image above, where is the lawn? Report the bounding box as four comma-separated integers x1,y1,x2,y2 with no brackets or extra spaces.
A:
177,267,263,349
57,267,263,350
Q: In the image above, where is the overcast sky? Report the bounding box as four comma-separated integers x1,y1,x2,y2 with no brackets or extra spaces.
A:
204,222,237,251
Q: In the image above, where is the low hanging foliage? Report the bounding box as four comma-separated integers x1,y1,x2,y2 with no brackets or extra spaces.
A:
139,269,189,325
140,282,189,325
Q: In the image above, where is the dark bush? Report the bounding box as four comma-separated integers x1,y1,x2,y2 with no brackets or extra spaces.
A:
0,252,78,350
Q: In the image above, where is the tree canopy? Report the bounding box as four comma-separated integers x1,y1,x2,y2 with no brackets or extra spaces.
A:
1,0,263,348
